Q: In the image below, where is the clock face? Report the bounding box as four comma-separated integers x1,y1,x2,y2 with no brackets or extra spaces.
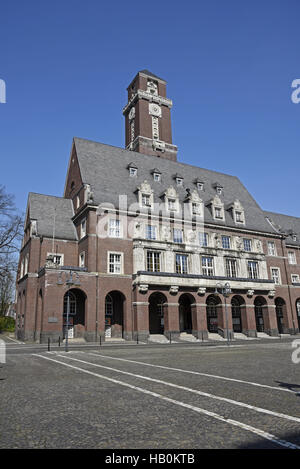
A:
149,103,161,117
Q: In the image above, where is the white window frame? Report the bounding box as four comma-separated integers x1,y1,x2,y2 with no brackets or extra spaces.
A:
47,252,64,266
243,238,252,252
107,251,123,274
214,206,224,220
175,253,188,274
288,251,296,265
248,260,259,279
271,267,281,285
202,256,214,276
145,224,157,240
221,235,231,250
153,172,161,182
176,177,183,186
199,232,208,247
173,228,183,243
291,274,300,284
146,250,161,272
129,167,137,177
267,241,276,256
108,219,122,238
225,258,238,278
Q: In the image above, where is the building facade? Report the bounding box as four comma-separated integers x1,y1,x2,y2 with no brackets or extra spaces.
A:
16,70,300,343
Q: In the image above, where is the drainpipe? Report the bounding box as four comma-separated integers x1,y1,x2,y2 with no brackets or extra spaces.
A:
281,236,296,334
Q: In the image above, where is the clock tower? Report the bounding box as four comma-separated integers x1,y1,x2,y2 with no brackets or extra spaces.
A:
123,70,178,161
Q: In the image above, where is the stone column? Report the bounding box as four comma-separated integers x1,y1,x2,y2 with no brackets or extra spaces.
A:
241,303,257,337
164,303,180,340
191,303,208,340
263,301,278,336
132,301,149,342
217,299,233,339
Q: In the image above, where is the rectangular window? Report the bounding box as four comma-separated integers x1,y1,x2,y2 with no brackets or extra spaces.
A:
147,251,160,272
109,253,122,274
248,261,259,279
168,198,176,211
173,228,183,243
129,167,137,177
225,258,237,278
80,219,86,239
199,232,208,247
176,254,188,274
235,211,243,223
109,219,121,238
146,225,157,240
215,207,222,219
221,235,231,250
267,241,276,256
202,256,214,276
192,203,200,214
153,173,161,182
176,178,183,186
292,274,300,284
288,251,296,265
243,238,252,252
142,194,151,207
271,268,280,285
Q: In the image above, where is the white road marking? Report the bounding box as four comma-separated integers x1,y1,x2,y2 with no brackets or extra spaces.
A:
34,353,300,450
87,352,299,395
3,336,25,344
51,353,300,424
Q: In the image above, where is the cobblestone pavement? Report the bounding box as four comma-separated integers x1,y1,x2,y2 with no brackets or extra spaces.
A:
1,337,300,449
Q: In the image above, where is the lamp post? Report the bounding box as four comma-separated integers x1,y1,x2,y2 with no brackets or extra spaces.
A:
215,282,231,346
57,270,80,352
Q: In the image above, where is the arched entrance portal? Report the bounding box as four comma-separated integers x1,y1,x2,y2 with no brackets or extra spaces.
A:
275,298,285,334
254,297,266,332
105,291,125,338
206,295,220,333
179,294,193,333
63,288,86,339
149,292,166,334
231,296,244,333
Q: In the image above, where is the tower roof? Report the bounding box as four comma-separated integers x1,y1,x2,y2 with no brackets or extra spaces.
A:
138,69,166,82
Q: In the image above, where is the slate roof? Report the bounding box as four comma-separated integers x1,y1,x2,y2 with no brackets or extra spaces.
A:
138,70,166,82
264,211,300,246
72,137,278,235
28,193,78,241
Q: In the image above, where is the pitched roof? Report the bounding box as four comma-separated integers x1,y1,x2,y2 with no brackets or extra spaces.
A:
28,193,78,241
264,211,300,246
138,70,166,82
73,137,277,234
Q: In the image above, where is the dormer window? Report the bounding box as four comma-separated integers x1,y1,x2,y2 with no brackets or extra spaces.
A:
227,200,245,225
235,211,243,223
293,234,297,242
138,180,154,209
197,183,204,191
168,198,176,211
142,194,151,207
213,182,223,195
128,162,138,177
151,168,161,182
215,207,223,219
176,178,183,186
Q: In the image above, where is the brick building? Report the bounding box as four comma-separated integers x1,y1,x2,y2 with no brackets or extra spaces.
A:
16,70,300,343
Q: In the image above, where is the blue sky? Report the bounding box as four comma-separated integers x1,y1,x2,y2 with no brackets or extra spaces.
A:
1,0,300,217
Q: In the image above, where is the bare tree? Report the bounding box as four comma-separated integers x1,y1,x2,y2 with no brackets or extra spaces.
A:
0,185,23,283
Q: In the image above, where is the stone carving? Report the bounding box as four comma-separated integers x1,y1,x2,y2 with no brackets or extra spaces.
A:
147,79,158,96
149,103,161,117
236,236,243,250
169,285,179,294
85,184,94,203
197,287,206,295
215,234,221,248
139,284,148,293
256,240,263,253
268,290,276,298
162,226,171,241
247,290,254,297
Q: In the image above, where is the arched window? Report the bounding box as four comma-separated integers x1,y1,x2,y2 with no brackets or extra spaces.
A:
63,291,76,315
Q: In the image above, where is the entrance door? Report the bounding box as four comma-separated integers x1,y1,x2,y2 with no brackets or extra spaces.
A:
179,296,192,333
206,299,218,333
231,299,242,333
275,299,284,334
255,302,265,332
149,294,165,334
